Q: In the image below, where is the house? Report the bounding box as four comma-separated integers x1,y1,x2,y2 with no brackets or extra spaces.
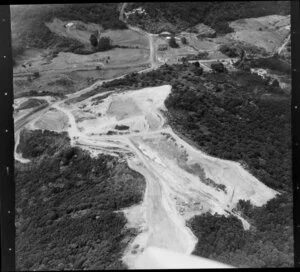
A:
65,22,75,29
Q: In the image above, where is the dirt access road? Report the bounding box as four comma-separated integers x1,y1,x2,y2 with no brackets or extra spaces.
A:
119,2,158,71
277,34,290,55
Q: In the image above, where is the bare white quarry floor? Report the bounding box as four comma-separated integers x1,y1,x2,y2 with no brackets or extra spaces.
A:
17,84,278,268
134,246,234,269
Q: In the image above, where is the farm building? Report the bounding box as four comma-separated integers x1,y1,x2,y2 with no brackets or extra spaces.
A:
65,22,75,29
165,36,180,41
64,21,86,31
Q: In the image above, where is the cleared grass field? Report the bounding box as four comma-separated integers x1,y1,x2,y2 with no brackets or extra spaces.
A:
13,46,150,97
46,18,104,45
155,14,290,65
227,15,290,53
14,48,149,74
46,18,149,49
103,29,149,49
71,64,150,84
14,62,150,98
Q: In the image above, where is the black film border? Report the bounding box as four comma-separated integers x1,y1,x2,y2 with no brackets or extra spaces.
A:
0,5,15,272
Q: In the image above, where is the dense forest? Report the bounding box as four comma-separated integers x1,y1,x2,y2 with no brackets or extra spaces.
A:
99,61,292,267
11,4,126,59
15,129,145,270
126,1,290,34
188,193,293,267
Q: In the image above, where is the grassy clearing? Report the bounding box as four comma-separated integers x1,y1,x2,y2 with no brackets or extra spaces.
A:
227,15,290,54
46,18,149,50
66,65,150,104
103,29,149,49
11,3,127,60
14,47,149,74
14,62,149,99
14,73,75,98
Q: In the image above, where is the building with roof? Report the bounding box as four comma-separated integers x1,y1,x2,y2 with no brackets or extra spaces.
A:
65,22,75,29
